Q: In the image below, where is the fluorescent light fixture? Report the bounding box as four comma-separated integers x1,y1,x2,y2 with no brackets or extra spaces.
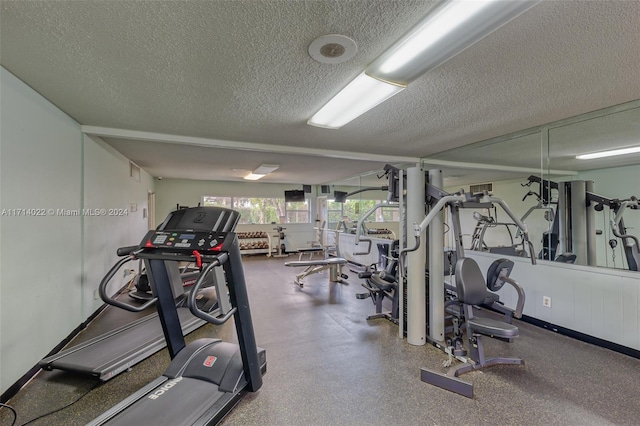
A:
308,72,405,129
576,146,640,160
252,164,279,174
307,0,539,129
368,0,540,86
244,173,266,180
244,164,279,180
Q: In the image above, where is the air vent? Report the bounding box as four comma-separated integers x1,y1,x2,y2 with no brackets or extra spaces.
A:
470,182,493,194
130,161,140,182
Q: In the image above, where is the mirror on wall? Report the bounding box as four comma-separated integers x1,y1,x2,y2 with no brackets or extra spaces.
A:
547,102,640,271
421,99,640,272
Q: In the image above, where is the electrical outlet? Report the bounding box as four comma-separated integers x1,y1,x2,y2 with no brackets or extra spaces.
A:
543,296,552,308
94,288,99,300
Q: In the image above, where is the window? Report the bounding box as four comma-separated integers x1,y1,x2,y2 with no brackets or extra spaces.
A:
233,197,286,224
202,196,231,208
285,200,309,223
327,200,344,226
202,196,308,224
328,199,398,229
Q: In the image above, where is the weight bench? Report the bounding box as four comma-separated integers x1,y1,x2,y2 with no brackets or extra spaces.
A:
295,247,325,261
284,257,348,287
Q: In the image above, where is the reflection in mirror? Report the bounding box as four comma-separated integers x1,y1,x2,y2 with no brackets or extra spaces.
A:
549,102,640,271
324,169,399,238
424,99,639,272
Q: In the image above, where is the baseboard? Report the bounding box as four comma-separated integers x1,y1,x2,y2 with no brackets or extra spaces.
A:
521,315,640,360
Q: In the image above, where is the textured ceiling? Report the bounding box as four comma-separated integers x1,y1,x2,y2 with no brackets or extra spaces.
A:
1,0,639,186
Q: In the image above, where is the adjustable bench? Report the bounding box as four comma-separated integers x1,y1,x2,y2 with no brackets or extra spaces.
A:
295,247,325,261
284,257,348,287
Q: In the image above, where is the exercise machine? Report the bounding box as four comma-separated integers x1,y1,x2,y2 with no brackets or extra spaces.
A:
89,206,265,425
468,211,526,256
519,175,561,260
356,240,400,323
39,209,232,381
39,262,217,381
524,176,638,269
400,167,535,397
587,192,639,271
421,257,523,398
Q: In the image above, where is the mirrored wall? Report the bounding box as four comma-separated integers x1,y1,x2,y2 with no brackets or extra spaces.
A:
424,99,640,272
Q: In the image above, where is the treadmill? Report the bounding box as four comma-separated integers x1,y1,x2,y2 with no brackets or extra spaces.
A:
89,206,265,425
38,209,235,381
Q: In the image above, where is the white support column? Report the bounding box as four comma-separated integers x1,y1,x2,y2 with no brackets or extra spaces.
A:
428,170,444,342
570,180,588,266
406,166,426,346
585,180,597,266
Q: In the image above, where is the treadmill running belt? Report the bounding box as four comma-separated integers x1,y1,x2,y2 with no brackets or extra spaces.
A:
39,308,205,380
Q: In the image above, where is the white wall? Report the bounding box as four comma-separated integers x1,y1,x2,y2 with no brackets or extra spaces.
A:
0,68,154,394
469,251,640,351
83,135,155,313
1,68,83,393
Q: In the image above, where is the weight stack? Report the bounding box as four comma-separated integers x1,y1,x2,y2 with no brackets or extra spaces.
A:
402,271,429,337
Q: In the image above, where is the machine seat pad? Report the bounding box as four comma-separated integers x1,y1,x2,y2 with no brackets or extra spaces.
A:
285,257,347,267
483,292,500,305
369,274,396,292
467,316,519,338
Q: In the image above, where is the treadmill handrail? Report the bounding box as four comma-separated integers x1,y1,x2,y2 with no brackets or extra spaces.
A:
99,256,158,312
135,251,222,263
116,245,139,257
188,253,238,325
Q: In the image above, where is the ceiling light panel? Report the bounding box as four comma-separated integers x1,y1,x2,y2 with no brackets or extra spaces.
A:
367,0,540,86
244,173,266,180
308,72,405,129
253,164,279,174
576,146,640,160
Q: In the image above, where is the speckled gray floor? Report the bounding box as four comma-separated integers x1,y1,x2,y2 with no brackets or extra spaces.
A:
3,256,640,425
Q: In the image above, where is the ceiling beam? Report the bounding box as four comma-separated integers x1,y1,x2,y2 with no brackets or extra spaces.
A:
81,126,421,164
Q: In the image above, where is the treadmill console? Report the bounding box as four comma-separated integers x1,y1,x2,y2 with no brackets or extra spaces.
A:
141,230,235,253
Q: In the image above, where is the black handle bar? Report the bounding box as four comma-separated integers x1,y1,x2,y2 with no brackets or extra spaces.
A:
188,253,237,325
116,245,139,257
100,248,231,314
99,256,158,312
135,251,221,263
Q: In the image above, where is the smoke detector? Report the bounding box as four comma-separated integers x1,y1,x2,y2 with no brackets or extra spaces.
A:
308,34,357,64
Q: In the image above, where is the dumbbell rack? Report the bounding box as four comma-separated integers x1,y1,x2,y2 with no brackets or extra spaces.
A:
237,231,272,255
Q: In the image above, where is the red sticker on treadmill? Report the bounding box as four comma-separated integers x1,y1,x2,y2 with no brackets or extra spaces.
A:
203,355,217,367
